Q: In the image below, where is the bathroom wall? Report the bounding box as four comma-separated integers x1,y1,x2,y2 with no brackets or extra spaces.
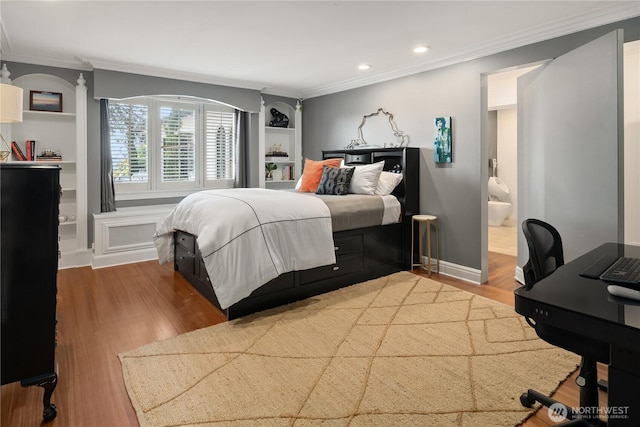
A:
487,111,497,171
496,108,517,226
487,67,537,228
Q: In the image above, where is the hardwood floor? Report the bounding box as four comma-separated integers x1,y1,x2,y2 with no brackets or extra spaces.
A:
1,253,601,426
1,261,226,427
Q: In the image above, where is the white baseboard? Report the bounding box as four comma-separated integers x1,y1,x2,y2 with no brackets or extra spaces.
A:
92,247,160,269
419,256,525,286
58,252,76,270
514,265,525,285
58,249,94,270
419,256,483,284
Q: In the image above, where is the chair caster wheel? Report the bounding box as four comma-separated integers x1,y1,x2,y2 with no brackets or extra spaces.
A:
520,393,534,408
43,403,57,421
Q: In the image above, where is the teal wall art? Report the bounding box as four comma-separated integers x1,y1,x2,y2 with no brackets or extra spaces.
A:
434,116,452,163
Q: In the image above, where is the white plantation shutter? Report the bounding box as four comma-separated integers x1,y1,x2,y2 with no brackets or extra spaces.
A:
205,108,236,183
160,105,196,184
108,102,148,186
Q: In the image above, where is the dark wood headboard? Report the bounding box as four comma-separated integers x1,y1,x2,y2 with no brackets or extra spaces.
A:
321,147,419,216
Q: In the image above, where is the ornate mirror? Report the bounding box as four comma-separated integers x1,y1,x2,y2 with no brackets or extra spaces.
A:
346,108,409,149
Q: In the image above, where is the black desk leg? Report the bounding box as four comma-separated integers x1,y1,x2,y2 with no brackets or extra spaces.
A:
21,372,58,421
608,346,640,427
608,366,639,426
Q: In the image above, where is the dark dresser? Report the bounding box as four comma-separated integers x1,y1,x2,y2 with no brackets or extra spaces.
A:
1,163,60,421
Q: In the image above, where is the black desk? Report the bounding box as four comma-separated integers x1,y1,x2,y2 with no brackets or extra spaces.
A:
515,243,640,426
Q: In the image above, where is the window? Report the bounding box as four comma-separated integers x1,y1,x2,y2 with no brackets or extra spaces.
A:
108,101,148,189
108,97,236,197
205,107,236,183
159,103,196,185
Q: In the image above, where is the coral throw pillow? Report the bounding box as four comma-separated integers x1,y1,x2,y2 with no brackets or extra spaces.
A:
298,158,343,192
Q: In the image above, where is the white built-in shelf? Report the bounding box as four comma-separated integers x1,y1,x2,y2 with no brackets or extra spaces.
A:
266,178,295,183
8,160,75,165
267,126,296,131
23,110,76,119
258,99,302,188
40,160,75,164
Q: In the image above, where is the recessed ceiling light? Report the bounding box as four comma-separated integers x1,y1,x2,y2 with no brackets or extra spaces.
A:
358,64,372,71
414,46,429,54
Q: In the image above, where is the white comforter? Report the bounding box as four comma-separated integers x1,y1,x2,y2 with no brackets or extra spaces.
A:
154,188,336,309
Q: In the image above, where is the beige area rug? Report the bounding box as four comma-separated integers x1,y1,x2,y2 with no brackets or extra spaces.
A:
119,271,578,427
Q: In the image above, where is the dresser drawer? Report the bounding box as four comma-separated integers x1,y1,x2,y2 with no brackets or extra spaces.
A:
175,242,196,274
197,257,210,284
333,234,363,256
175,231,195,253
299,253,363,284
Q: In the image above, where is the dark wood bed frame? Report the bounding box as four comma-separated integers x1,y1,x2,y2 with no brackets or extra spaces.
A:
174,147,420,319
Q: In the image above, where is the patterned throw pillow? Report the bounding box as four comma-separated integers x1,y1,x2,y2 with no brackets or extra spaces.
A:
316,166,355,195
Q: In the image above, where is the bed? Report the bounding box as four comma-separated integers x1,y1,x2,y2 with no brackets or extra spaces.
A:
157,147,419,319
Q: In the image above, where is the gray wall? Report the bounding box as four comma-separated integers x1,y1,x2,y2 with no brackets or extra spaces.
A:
302,17,640,272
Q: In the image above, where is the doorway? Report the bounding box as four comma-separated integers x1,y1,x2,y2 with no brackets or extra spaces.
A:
486,65,541,260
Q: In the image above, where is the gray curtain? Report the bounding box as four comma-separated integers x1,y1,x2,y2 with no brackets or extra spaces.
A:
234,110,249,188
100,99,116,212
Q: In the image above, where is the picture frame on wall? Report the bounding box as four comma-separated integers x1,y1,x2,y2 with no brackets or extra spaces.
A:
29,90,63,112
434,116,452,163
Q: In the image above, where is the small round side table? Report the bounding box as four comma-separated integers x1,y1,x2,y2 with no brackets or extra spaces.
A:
411,214,440,277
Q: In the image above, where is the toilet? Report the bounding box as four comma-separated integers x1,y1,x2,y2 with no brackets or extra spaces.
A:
488,176,512,226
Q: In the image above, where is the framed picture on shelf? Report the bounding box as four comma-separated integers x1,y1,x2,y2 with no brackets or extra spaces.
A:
29,90,63,112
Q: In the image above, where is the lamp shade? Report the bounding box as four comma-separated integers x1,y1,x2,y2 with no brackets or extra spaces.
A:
0,83,24,123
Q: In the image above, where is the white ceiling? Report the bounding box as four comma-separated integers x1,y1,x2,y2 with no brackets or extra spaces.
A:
1,1,638,99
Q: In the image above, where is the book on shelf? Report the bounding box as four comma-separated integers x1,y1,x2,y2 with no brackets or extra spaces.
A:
10,141,26,161
25,140,37,161
281,165,294,181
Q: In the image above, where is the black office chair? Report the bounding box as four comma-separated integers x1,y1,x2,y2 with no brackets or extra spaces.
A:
520,219,609,426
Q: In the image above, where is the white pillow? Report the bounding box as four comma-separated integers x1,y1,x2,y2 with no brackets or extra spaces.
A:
345,161,385,195
295,176,302,190
375,171,403,195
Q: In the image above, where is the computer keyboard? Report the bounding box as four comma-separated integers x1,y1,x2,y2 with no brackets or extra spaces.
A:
600,257,640,285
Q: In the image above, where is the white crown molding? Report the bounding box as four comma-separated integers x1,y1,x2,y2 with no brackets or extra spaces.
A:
0,51,94,71
260,86,305,99
0,19,10,55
